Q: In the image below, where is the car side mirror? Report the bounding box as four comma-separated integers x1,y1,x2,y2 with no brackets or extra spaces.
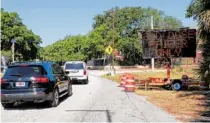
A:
61,76,67,80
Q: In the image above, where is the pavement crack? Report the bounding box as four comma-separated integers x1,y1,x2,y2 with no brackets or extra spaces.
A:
125,92,148,122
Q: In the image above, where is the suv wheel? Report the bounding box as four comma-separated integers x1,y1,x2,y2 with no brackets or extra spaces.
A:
1,102,14,109
172,82,182,91
84,78,89,84
67,83,73,96
48,88,59,107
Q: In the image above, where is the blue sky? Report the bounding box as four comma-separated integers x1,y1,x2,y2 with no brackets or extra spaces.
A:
2,0,196,47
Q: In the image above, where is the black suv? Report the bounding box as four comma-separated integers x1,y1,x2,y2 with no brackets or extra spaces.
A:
1,61,73,108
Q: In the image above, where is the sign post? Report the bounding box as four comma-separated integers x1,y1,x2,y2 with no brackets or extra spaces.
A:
167,63,171,83
112,9,116,75
105,45,113,75
150,16,155,71
11,39,16,63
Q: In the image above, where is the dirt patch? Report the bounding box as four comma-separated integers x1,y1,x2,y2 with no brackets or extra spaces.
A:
135,90,210,122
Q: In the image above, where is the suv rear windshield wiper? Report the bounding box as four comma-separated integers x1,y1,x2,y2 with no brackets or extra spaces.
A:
9,74,22,77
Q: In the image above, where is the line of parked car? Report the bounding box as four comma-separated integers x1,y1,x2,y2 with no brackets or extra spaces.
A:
0,60,88,109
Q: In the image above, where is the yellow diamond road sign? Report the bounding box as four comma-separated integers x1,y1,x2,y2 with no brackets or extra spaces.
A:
105,45,113,55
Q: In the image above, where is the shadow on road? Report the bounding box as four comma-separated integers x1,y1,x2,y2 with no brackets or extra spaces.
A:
178,91,210,122
71,80,88,85
3,94,70,110
65,110,112,122
72,82,85,85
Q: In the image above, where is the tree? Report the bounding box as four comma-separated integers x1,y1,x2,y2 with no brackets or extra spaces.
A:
1,8,42,61
93,7,183,65
186,0,210,85
40,35,88,62
41,7,183,65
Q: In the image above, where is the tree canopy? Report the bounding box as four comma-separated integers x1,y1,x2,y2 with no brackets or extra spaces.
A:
41,7,183,65
93,7,183,65
186,0,210,84
1,8,42,61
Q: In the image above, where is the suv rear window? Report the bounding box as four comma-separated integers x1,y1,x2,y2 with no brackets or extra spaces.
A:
65,63,84,70
4,65,46,77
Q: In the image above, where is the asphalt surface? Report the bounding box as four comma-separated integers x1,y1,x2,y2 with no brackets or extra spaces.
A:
1,70,178,122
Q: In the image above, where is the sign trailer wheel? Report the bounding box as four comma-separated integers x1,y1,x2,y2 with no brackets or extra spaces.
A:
172,82,182,91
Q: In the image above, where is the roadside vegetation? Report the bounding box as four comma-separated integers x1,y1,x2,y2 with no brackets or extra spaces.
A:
1,8,42,61
39,7,182,65
186,0,210,87
103,66,198,82
136,90,210,122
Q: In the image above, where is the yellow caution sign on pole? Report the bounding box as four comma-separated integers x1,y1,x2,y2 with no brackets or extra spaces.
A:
105,45,113,55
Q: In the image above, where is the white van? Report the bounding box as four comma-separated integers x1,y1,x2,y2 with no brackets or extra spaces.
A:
63,61,88,84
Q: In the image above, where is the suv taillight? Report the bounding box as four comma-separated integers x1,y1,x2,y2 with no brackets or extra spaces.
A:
34,77,49,83
0,78,7,84
83,69,86,75
0,78,4,84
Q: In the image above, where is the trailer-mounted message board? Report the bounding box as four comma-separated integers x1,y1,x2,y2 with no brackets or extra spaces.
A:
139,29,196,59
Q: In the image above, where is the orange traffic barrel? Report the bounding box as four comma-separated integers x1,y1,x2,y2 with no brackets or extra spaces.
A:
120,74,127,87
124,75,135,92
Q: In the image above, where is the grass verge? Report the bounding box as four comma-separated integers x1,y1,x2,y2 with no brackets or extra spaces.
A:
102,68,198,83
135,90,210,122
102,74,121,83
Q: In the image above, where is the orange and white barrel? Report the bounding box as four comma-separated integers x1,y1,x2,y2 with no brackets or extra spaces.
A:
124,75,135,92
120,74,127,87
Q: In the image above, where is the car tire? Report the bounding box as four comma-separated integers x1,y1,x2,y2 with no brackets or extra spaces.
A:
48,88,59,107
172,82,182,91
1,102,14,109
67,83,73,97
84,78,88,84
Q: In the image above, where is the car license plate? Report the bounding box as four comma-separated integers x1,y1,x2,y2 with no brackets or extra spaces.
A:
71,70,78,73
16,82,25,87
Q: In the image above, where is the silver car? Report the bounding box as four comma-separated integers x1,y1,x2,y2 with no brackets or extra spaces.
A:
63,61,88,84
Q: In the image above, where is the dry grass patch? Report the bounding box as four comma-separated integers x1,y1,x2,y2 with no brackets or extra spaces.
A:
133,68,197,80
102,68,198,84
102,74,121,83
135,90,210,122
102,70,198,84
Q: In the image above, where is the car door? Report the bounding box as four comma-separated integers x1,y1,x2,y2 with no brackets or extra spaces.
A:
55,64,69,91
52,64,65,93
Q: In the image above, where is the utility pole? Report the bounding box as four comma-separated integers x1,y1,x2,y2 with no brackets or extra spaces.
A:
112,9,116,75
151,16,155,71
77,38,79,53
12,42,15,62
11,39,16,63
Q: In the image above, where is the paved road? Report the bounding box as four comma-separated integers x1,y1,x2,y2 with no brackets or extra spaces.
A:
1,70,178,122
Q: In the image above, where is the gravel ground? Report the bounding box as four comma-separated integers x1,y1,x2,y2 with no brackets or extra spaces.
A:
0,70,178,122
